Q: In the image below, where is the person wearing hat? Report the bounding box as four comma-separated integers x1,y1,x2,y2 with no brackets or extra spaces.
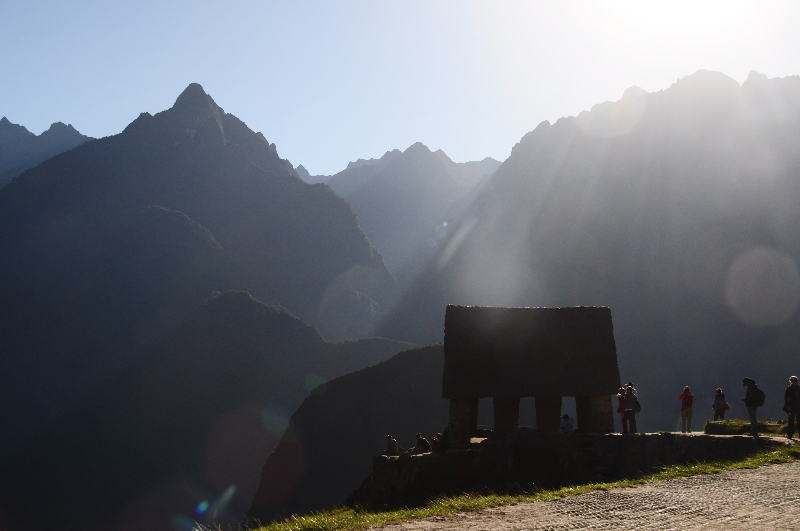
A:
678,386,695,433
784,376,800,439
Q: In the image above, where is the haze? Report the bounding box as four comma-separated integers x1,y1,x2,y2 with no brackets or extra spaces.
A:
3,1,799,175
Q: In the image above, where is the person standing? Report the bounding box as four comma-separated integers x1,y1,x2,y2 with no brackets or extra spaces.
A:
617,387,627,433
784,376,800,439
623,385,638,434
679,386,694,433
712,387,727,421
742,377,763,437
559,414,575,434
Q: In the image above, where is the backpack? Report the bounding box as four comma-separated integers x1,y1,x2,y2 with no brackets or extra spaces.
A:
682,394,694,408
632,397,641,413
754,387,765,408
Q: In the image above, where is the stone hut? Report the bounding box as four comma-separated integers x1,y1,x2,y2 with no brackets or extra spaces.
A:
443,305,620,449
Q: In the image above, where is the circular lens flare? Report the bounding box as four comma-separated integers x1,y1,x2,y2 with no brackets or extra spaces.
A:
725,246,800,327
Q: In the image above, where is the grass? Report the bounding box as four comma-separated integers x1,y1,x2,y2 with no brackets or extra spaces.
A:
221,444,800,531
704,419,788,435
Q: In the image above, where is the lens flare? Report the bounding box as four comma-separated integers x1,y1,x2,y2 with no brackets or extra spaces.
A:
195,501,209,516
725,246,800,327
261,405,289,435
207,485,237,517
304,373,326,394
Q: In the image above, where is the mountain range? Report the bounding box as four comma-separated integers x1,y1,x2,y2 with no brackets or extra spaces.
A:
0,116,92,187
3,69,800,530
0,290,411,531
377,70,800,432
319,144,500,274
0,83,397,464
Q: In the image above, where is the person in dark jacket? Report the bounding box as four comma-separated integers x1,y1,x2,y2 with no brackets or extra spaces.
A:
413,432,431,453
712,387,726,421
784,376,800,439
616,387,626,432
383,434,399,456
623,385,638,434
742,377,760,437
679,386,694,433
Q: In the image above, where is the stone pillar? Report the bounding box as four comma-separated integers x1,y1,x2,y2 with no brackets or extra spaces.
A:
448,397,479,450
493,396,520,438
534,395,562,433
575,395,615,433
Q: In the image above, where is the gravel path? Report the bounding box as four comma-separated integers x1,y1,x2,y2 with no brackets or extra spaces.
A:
377,447,800,530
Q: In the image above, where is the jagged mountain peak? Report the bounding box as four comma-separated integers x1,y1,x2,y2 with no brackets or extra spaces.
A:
403,141,432,156
0,117,35,143
173,82,214,110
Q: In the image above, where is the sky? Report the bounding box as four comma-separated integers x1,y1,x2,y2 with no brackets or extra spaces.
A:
2,1,800,176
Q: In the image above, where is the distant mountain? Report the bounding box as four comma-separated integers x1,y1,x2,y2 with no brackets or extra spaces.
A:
324,143,499,275
376,70,800,433
248,344,449,524
0,290,412,531
294,163,330,184
325,149,403,196
0,84,397,461
434,150,501,187
0,116,92,187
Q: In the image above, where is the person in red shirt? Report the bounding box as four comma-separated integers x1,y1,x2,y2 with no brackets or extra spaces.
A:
679,386,694,433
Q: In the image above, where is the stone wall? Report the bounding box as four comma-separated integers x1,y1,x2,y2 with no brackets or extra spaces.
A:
345,430,783,510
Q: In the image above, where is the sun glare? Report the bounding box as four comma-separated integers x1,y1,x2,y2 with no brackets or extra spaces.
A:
595,1,757,50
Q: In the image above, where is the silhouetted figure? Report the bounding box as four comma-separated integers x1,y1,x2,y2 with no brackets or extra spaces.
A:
679,386,694,433
616,387,626,432
431,433,442,452
412,432,430,454
626,381,638,398
784,376,800,439
383,434,399,456
440,427,450,451
623,385,638,434
712,387,726,421
559,414,575,434
742,377,763,437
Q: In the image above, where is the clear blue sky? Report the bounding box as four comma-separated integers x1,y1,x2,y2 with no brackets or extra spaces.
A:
2,1,800,175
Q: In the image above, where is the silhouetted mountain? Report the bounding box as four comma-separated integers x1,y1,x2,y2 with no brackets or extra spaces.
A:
325,149,402,197
0,290,412,531
294,163,330,184
248,344,449,524
377,70,800,433
0,116,92,187
325,143,499,274
0,83,397,459
434,150,501,187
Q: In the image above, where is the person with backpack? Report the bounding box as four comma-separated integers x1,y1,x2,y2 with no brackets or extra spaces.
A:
742,377,764,437
679,386,694,433
623,384,639,434
784,376,800,439
712,387,727,421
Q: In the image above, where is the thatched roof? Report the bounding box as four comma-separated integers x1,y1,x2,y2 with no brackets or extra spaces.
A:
442,305,620,398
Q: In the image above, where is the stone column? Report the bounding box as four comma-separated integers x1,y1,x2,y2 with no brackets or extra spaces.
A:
534,395,562,433
448,397,479,450
575,395,615,433
493,396,520,438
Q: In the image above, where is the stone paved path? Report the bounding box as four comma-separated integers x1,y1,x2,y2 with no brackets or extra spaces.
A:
376,452,800,530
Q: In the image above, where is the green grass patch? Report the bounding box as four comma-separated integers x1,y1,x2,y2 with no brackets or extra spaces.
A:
704,419,788,435
223,445,800,531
